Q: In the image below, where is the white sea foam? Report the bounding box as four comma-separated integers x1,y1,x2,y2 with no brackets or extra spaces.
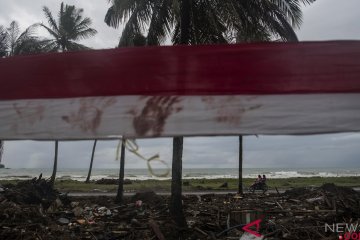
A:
0,168,359,181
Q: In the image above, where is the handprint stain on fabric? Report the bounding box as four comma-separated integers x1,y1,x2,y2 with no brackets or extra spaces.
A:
11,102,45,132
201,96,262,125
62,98,116,133
128,96,183,137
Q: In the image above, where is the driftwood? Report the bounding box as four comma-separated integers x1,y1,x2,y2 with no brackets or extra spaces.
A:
0,181,359,239
149,219,166,240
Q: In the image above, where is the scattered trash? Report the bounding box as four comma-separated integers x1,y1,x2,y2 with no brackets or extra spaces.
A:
76,219,86,225
135,200,143,207
73,206,83,217
70,201,79,208
0,180,358,239
95,178,132,185
240,232,264,240
58,217,70,225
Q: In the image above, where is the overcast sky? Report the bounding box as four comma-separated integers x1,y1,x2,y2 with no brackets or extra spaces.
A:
1,0,360,169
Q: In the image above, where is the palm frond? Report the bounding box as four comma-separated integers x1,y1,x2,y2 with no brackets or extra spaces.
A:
43,6,59,32
105,0,138,28
191,0,228,44
40,2,96,51
109,0,312,46
66,41,92,51
258,2,298,42
0,25,8,57
73,28,97,41
16,23,37,43
105,6,121,28
269,0,315,28
119,12,142,47
106,0,153,30
7,21,20,53
39,23,59,39
13,37,45,56
41,39,61,52
147,0,174,45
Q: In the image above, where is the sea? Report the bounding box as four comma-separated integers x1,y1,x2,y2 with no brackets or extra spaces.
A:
0,168,359,181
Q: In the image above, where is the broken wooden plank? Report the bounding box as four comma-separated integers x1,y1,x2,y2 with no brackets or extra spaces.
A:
148,219,165,240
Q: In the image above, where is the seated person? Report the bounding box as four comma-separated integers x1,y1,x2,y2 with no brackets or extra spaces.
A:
251,175,262,187
260,174,267,185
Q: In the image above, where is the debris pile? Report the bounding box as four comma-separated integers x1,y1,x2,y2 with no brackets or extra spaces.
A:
270,183,360,239
1,175,63,208
95,178,132,185
0,181,358,239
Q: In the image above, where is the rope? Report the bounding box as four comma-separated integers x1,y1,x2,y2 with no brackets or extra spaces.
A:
116,139,170,177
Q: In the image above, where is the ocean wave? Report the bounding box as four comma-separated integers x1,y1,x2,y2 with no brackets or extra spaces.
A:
0,175,33,180
0,168,359,181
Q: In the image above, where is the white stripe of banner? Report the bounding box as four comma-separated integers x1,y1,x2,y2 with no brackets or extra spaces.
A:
0,94,359,140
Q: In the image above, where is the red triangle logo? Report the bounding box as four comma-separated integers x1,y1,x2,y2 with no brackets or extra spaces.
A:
242,219,262,237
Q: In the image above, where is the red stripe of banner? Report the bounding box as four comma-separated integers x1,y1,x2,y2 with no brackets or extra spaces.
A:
1,41,360,100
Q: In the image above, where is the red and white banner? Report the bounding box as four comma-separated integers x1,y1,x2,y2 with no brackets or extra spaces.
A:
1,41,360,139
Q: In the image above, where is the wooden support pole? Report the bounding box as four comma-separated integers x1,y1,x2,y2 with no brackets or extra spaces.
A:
170,136,187,228
115,139,126,204
50,140,58,186
238,136,243,194
86,139,97,183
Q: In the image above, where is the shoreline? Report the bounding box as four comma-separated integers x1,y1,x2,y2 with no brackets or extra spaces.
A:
2,176,360,193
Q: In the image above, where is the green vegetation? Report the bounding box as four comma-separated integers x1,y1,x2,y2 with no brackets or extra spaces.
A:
0,21,45,57
40,2,97,52
2,177,360,193
105,0,315,46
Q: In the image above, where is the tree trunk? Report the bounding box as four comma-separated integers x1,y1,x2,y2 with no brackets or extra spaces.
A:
50,140,58,186
170,137,187,228
169,0,191,229
0,141,4,168
0,140,3,163
238,136,243,194
115,139,126,204
180,0,191,45
85,140,97,183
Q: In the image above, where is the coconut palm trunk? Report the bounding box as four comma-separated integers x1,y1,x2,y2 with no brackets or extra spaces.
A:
0,141,4,168
238,136,243,194
115,139,126,204
50,140,58,186
170,137,186,228
85,140,97,183
169,0,191,228
179,0,191,45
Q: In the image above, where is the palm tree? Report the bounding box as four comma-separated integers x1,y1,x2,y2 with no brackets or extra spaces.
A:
0,21,45,57
0,141,4,168
105,0,314,46
105,0,314,228
85,140,97,183
0,26,7,57
0,21,46,167
115,138,126,204
40,2,97,52
50,140,59,186
40,2,97,185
